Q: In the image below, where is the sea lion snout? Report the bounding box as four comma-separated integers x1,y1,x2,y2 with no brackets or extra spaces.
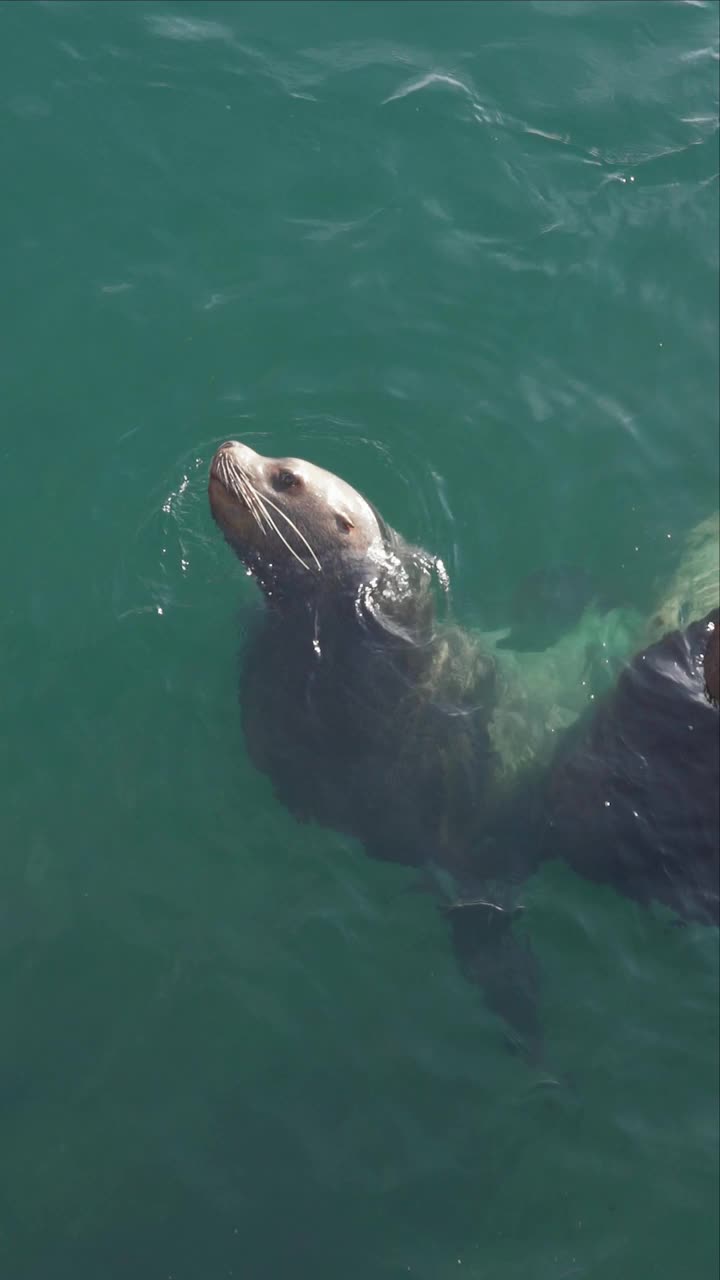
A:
208,441,259,544
209,440,266,511
217,440,254,458
210,440,258,481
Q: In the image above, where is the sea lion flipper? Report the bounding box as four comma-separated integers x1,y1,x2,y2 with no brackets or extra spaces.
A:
444,900,543,1064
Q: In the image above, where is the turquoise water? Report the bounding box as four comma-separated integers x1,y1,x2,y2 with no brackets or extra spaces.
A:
2,2,718,1277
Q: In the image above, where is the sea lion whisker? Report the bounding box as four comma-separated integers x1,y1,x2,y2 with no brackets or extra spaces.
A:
238,472,276,537
236,470,269,534
262,507,316,573
223,456,247,508
224,460,269,534
220,454,242,493
223,456,244,495
243,485,315,574
247,484,323,574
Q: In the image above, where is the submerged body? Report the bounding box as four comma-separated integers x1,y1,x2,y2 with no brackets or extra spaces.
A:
209,441,719,1053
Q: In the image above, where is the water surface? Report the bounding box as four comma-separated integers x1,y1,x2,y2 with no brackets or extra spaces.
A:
1,3,718,1277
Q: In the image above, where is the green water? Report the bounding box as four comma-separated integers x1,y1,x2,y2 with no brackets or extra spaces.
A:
1,2,718,1276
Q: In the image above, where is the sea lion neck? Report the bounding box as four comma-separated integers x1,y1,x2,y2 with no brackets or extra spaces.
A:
259,538,439,661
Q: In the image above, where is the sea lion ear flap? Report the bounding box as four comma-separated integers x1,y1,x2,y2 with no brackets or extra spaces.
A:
335,511,355,534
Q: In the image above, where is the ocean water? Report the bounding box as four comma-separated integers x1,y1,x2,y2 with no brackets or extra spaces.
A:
1,3,718,1278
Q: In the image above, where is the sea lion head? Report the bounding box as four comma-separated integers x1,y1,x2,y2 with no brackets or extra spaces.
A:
209,441,442,637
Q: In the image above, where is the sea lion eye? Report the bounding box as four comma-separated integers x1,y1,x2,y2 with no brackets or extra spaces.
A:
273,469,301,491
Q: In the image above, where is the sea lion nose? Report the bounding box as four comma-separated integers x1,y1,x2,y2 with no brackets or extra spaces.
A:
211,440,260,475
217,440,260,461
211,440,247,484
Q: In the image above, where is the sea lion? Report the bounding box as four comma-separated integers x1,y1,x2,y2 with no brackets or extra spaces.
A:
209,441,719,1053
209,441,503,874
